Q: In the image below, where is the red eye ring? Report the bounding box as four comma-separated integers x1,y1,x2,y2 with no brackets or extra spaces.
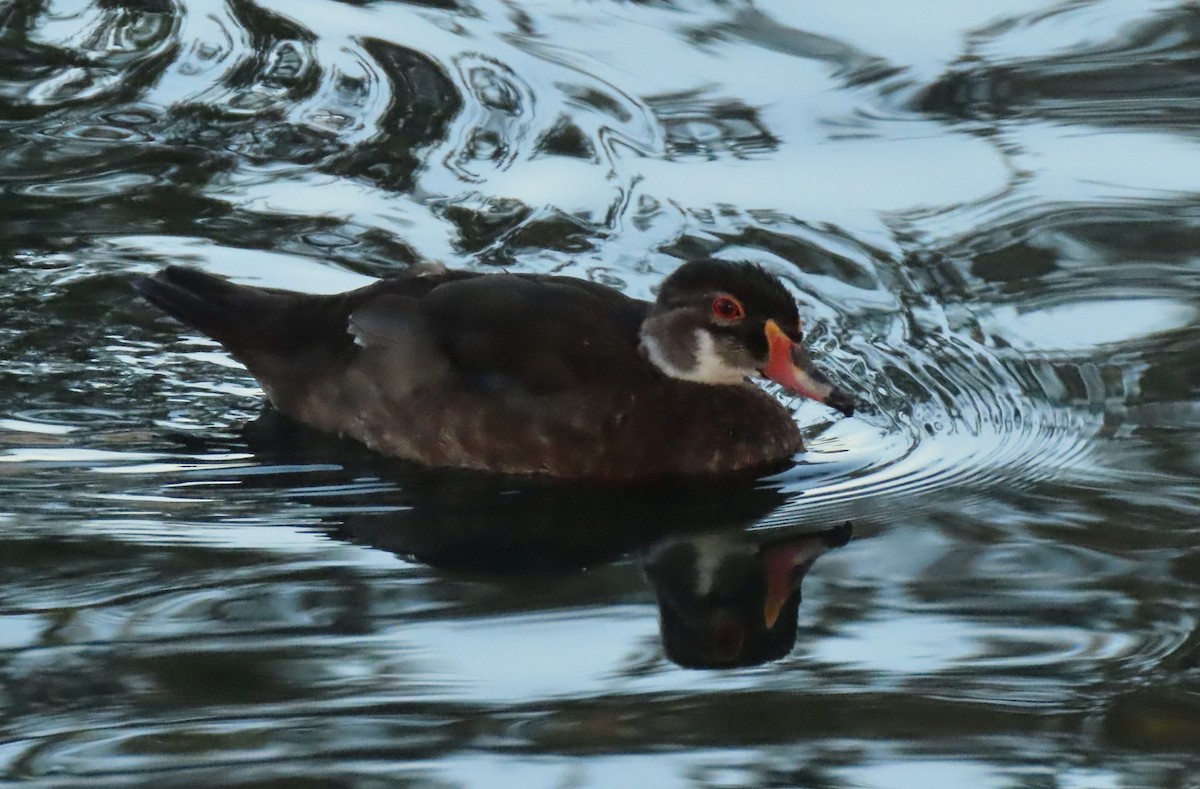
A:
712,295,745,321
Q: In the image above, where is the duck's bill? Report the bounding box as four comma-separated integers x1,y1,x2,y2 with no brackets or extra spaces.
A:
762,320,855,417
760,538,823,629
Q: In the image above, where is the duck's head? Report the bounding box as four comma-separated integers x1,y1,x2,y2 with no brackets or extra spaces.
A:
640,259,855,416
645,522,854,669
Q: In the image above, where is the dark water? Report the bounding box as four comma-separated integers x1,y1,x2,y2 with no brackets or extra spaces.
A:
3,0,1200,785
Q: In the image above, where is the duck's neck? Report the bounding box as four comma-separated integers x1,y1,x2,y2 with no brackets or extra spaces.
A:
639,316,751,385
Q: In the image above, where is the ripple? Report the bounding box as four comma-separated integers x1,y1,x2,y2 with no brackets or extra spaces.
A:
979,298,1200,353
3,1,179,110
15,171,160,199
754,302,1099,527
41,123,152,143
0,419,76,437
142,0,250,105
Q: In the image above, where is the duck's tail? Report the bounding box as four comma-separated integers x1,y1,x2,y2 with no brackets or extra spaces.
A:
133,263,348,359
134,267,257,347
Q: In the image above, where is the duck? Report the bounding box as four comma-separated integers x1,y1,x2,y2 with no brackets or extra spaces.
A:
133,259,854,479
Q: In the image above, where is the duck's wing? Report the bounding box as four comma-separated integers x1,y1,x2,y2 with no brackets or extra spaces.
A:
132,265,474,358
136,266,653,401
349,273,653,397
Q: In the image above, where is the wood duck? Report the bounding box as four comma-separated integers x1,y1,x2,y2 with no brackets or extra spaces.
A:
134,259,854,479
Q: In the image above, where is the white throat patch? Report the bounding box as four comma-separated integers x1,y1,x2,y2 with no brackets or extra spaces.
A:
690,534,756,596
640,329,751,385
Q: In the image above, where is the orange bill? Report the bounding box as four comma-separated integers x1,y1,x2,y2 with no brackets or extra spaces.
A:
762,320,855,417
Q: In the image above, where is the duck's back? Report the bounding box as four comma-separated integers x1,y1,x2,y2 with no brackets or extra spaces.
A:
135,266,802,478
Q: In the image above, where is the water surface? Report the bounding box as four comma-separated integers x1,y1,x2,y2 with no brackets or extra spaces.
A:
2,0,1200,786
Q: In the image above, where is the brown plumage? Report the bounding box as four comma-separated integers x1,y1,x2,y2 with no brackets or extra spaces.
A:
133,260,853,479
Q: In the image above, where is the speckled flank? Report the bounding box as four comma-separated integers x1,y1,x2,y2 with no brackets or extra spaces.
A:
279,368,801,479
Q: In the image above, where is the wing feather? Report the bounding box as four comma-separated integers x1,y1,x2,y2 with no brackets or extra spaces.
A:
348,273,651,397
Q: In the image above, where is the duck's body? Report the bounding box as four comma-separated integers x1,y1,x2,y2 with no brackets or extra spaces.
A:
134,261,852,479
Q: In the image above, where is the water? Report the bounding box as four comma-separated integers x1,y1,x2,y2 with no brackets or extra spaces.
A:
2,0,1200,785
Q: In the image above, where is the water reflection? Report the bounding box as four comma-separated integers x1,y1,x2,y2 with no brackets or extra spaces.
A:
240,412,851,669
646,524,851,669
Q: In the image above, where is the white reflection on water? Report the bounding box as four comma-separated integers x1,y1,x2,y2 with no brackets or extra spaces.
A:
388,608,661,703
811,615,1142,676
838,759,1013,789
0,614,43,651
440,752,757,789
980,298,1199,352
106,236,376,292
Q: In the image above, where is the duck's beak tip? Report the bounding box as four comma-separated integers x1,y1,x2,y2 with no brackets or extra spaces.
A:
762,320,856,418
824,386,855,418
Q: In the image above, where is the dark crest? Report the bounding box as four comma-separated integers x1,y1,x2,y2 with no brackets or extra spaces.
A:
656,259,799,324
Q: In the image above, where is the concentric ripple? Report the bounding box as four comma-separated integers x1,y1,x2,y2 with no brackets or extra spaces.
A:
754,295,1102,528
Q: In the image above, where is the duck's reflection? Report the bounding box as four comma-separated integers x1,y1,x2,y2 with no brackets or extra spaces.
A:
646,524,850,669
239,411,852,669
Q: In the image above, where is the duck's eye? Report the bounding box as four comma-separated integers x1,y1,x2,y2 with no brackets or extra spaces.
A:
712,296,745,321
